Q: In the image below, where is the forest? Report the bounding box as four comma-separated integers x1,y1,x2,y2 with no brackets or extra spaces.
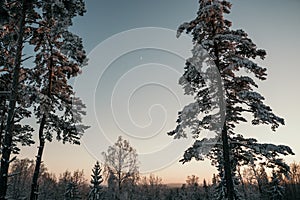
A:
4,147,300,199
0,0,299,200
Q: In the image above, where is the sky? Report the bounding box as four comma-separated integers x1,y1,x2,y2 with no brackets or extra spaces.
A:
20,0,300,184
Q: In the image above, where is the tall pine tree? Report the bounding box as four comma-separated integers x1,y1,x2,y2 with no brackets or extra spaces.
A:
0,0,37,198
28,1,88,199
168,1,293,199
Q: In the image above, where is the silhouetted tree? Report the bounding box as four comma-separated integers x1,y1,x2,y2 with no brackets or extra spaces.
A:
168,1,293,199
89,161,104,200
6,159,35,199
203,179,210,200
185,175,201,199
0,0,37,197
0,1,88,198
29,1,88,199
269,170,284,200
65,181,81,200
138,174,165,200
57,170,89,200
102,136,139,199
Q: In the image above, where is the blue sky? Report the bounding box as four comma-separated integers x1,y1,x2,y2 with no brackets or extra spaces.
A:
21,0,300,183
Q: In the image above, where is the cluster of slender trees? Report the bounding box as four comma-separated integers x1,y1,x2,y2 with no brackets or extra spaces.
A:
4,136,162,200
7,159,89,199
0,0,89,199
0,0,295,200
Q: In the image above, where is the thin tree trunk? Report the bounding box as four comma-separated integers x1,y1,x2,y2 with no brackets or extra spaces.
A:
222,125,235,200
30,48,53,200
0,0,27,198
0,98,6,149
30,114,46,200
118,171,121,200
213,32,235,199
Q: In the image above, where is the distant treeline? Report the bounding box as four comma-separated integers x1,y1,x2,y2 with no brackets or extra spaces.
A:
5,158,300,200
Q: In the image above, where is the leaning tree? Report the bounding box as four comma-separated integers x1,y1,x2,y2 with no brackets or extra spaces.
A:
28,1,89,199
168,1,293,199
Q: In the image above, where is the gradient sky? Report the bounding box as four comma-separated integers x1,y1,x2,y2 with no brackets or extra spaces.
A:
20,0,300,184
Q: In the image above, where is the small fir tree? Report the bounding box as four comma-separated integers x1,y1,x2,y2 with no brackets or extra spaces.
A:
88,161,103,200
269,170,284,200
64,181,81,200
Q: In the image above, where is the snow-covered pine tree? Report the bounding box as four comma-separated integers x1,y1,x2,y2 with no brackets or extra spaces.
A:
168,1,294,199
28,1,89,199
88,161,104,200
0,33,35,154
64,181,81,200
0,75,34,155
211,145,227,200
0,0,38,198
4,0,89,196
269,170,284,200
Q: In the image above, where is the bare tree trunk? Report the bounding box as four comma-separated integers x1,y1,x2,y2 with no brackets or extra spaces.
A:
0,98,6,149
222,125,235,200
30,115,46,200
0,0,27,198
30,53,53,200
213,33,235,200
117,171,121,200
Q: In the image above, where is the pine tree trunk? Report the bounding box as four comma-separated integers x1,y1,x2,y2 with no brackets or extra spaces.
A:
222,125,235,200
30,50,54,200
118,172,121,200
213,44,235,200
212,24,235,199
0,98,6,149
30,114,46,200
0,0,27,198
